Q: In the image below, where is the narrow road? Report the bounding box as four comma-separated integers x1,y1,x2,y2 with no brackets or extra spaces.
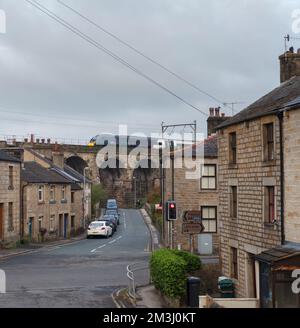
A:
0,209,150,308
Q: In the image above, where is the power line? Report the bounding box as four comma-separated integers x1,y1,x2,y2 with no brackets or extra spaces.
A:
0,106,160,130
57,0,229,110
23,0,208,117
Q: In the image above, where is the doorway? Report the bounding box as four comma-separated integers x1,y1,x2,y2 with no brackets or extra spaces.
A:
63,214,69,239
246,253,257,298
28,217,34,241
0,204,3,240
59,214,64,238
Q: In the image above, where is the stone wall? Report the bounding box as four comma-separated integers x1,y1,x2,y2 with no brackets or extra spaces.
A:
164,156,219,255
23,184,72,242
283,108,300,243
0,161,21,245
218,115,282,298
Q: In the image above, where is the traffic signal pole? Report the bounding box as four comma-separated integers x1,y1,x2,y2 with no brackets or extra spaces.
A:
170,141,175,250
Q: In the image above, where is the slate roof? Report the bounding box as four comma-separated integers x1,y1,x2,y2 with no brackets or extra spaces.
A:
22,162,72,184
254,246,300,265
218,76,300,129
0,150,21,163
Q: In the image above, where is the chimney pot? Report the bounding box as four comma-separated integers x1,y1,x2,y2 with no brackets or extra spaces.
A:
30,134,35,143
47,138,51,144
209,107,214,116
215,107,220,117
36,138,40,144
41,139,45,144
24,138,28,143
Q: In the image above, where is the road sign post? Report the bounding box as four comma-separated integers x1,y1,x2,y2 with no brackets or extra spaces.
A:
182,211,204,253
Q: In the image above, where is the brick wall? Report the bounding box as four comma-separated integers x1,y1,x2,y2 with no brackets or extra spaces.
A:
218,115,282,297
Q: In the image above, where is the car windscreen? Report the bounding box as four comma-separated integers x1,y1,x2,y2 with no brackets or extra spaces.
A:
89,222,104,229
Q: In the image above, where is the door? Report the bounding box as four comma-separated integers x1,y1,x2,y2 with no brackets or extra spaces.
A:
198,234,213,255
59,214,64,238
0,204,3,240
64,214,68,239
28,217,34,241
246,253,257,298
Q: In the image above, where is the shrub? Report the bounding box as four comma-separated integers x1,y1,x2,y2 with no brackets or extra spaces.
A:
150,249,202,299
170,250,201,272
150,249,186,298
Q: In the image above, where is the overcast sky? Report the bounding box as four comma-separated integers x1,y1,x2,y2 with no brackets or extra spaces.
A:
0,0,299,143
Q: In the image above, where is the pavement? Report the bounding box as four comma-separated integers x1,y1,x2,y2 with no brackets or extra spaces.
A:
0,209,150,308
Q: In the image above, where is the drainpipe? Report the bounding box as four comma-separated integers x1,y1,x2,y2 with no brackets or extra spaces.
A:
277,111,285,245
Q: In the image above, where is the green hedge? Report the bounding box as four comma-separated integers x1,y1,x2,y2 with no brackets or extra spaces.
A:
150,249,201,299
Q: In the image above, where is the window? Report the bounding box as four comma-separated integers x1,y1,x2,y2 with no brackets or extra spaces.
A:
71,192,75,204
230,186,238,219
230,247,238,279
229,132,237,164
50,186,55,202
38,186,44,202
9,166,13,189
201,165,216,190
265,186,275,223
61,186,66,200
8,202,13,231
50,215,55,232
263,123,274,162
201,206,217,233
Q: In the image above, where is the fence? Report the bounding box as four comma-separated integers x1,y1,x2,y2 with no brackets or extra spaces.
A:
127,262,150,299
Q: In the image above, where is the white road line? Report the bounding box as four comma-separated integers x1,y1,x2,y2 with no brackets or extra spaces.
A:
123,212,127,230
91,248,97,253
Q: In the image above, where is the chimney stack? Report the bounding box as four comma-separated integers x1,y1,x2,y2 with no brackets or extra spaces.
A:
207,108,230,137
279,49,300,83
52,152,64,169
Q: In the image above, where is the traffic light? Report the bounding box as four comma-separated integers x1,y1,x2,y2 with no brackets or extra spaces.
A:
167,201,177,221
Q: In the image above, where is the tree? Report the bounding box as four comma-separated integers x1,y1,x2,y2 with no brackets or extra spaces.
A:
91,184,108,216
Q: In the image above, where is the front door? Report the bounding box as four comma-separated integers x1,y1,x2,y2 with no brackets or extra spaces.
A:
59,214,64,238
246,253,257,298
28,217,34,240
0,204,3,240
64,214,68,239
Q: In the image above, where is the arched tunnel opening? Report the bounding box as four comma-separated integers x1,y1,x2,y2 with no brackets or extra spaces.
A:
65,156,88,175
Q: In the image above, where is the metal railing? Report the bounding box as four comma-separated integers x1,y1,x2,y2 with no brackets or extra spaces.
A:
127,262,150,299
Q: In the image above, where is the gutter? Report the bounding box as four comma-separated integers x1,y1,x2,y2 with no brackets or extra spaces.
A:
277,111,285,245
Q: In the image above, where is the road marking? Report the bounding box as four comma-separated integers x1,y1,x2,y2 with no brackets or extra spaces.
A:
123,212,127,230
91,244,107,253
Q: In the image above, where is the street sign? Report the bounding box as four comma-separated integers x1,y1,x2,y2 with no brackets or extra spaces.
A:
183,210,202,222
182,222,204,234
182,210,204,234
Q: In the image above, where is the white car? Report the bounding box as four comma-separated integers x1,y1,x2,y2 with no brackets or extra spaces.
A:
87,221,113,238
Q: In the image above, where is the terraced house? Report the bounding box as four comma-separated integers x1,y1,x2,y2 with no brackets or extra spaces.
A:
0,150,21,247
163,109,230,255
217,49,300,308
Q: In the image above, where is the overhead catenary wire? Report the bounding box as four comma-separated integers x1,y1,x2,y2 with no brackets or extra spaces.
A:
23,0,208,117
57,0,230,110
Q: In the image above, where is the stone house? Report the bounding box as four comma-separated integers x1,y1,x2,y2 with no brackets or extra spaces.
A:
0,150,21,247
217,48,300,307
163,128,221,255
21,161,75,242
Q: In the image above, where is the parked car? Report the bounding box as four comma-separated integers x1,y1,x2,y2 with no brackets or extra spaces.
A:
102,214,118,232
87,221,112,239
106,199,118,209
104,209,120,225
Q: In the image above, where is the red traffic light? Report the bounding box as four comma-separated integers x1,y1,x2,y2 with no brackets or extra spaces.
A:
170,203,175,209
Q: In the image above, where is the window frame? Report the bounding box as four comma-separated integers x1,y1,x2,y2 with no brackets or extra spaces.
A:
201,164,217,190
49,214,55,232
263,122,275,162
50,185,55,202
61,186,66,201
264,186,275,224
8,165,13,189
200,206,217,233
230,186,238,219
38,185,44,203
229,132,237,164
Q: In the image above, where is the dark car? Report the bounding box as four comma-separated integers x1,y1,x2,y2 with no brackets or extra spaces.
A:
102,215,118,232
104,209,120,225
106,199,118,210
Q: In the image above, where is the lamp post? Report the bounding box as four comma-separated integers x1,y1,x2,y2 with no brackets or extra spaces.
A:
133,176,137,209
